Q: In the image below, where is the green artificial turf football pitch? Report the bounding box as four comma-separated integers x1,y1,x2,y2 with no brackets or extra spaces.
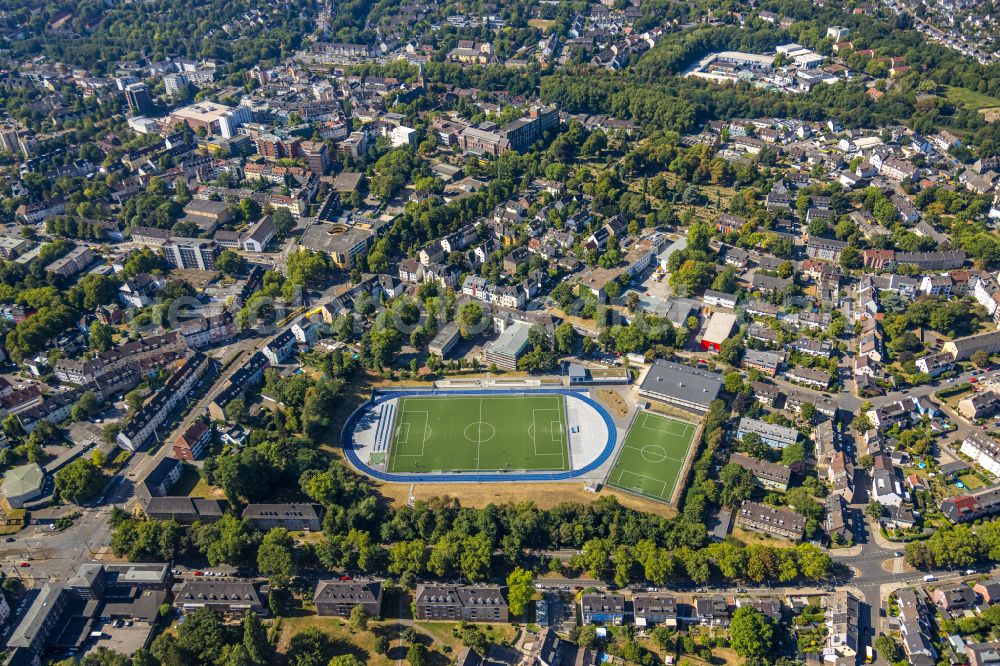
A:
607,411,697,503
387,394,570,473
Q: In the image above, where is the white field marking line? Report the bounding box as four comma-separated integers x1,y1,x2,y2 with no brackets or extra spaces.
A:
639,416,695,440
392,410,430,457
612,469,668,499
531,408,565,456
396,422,411,445
621,445,686,464
478,397,484,472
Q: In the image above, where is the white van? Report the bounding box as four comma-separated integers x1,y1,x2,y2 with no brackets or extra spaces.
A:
923,575,937,582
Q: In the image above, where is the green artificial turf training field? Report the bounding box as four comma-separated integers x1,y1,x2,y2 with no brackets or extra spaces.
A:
607,411,697,503
387,394,569,473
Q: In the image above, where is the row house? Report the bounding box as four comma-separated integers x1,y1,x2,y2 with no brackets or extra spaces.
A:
791,337,833,358
941,486,1000,523
581,593,626,625
736,417,799,449
973,273,1000,321
826,590,860,660
633,593,678,627
872,273,919,300
208,351,269,421
805,236,848,261
174,579,268,617
960,433,1000,476
314,579,383,618
895,588,936,665
242,503,323,532
825,494,853,543
173,420,211,461
413,585,509,622
784,366,831,389
742,349,784,376
915,352,954,377
728,453,791,491
751,381,780,406
116,352,215,451
919,274,953,296
180,312,238,350
958,391,1000,420
736,500,806,541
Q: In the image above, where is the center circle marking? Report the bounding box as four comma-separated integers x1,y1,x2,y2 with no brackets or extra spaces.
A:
640,445,668,463
464,421,496,443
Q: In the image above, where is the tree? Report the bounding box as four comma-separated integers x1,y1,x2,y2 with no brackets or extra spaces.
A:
717,337,744,366
554,322,577,354
406,644,428,666
864,501,885,522
374,635,389,655
972,350,991,367
349,604,369,631
216,250,247,276
272,208,294,237
177,607,227,665
459,533,492,582
506,567,534,617
71,390,102,421
198,514,255,566
719,464,756,508
723,371,744,394
89,320,113,352
54,458,104,504
457,301,484,338
225,399,249,424
729,606,774,659
874,634,903,663
799,402,817,422
257,528,296,586
781,441,806,467
242,611,270,665
329,657,365,666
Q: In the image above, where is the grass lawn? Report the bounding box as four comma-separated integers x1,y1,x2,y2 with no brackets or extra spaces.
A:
606,411,697,503
958,472,987,490
528,18,556,31
945,85,1000,110
275,613,516,665
170,464,203,496
387,395,569,473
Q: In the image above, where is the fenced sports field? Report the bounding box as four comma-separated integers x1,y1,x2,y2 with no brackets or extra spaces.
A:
606,411,698,503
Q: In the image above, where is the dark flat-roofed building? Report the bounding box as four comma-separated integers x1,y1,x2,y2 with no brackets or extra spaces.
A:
314,579,383,618
638,359,723,414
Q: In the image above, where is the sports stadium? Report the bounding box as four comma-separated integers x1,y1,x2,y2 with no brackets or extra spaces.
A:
342,380,702,503
343,387,617,482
